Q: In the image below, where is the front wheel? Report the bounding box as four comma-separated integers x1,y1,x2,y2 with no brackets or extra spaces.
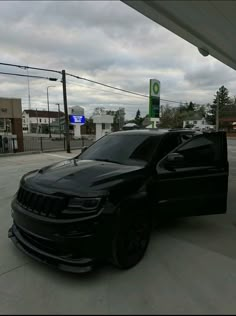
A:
110,209,151,269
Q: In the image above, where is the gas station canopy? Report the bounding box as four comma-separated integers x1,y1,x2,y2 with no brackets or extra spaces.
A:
122,0,236,71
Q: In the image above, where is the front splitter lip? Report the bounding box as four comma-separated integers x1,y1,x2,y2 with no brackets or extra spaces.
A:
8,224,95,273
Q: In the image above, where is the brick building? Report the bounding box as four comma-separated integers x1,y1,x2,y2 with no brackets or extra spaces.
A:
0,97,24,152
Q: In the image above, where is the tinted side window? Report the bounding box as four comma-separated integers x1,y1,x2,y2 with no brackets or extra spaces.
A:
176,134,221,167
129,136,161,162
157,134,182,160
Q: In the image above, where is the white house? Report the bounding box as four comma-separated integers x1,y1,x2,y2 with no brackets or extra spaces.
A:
183,117,214,131
22,109,64,134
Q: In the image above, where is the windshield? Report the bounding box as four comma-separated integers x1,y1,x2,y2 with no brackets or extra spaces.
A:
78,134,161,166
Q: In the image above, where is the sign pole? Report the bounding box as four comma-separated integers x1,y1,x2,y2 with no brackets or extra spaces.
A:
149,79,160,128
62,70,71,153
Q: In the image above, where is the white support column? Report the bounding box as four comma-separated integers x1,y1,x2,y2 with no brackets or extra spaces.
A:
96,123,102,140
92,115,113,140
74,124,81,138
150,117,160,128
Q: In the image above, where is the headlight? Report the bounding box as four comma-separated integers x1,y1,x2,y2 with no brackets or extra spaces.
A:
68,197,102,211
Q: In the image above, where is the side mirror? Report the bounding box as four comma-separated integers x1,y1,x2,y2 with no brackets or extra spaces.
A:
166,152,184,163
163,152,184,170
81,146,88,153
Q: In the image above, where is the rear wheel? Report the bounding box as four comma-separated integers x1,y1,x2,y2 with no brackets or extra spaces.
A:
110,209,151,269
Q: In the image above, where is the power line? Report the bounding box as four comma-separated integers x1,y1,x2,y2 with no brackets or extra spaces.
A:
67,73,181,104
0,61,183,104
160,98,181,104
67,73,149,99
0,62,61,74
0,71,58,81
66,79,148,100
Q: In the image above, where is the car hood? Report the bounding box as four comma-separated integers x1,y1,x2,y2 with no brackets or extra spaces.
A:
22,159,146,197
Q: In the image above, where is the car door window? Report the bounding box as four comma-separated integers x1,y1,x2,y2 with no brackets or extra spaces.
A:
176,134,221,168
157,134,182,161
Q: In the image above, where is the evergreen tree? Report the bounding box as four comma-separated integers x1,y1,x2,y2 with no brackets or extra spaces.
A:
134,109,142,126
187,101,195,112
135,109,141,120
206,86,231,125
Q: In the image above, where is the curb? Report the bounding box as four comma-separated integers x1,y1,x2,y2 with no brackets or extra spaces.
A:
0,151,41,158
0,147,82,158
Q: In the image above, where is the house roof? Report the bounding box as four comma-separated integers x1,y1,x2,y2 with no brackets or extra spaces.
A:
23,109,64,118
142,116,151,127
123,123,139,127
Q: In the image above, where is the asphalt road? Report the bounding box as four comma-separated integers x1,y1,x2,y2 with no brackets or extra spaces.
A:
0,142,236,314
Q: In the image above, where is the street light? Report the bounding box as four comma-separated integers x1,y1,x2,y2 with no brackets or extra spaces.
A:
47,86,56,138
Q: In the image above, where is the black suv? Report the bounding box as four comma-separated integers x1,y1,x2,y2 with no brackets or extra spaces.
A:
8,129,228,273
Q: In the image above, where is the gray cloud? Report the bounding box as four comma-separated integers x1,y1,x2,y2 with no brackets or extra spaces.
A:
0,1,236,120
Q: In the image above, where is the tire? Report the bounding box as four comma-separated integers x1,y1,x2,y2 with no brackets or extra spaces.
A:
110,209,151,269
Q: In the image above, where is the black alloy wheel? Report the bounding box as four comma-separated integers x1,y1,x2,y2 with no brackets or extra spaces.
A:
111,209,151,269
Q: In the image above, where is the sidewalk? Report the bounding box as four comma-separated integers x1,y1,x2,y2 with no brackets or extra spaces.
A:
0,147,81,158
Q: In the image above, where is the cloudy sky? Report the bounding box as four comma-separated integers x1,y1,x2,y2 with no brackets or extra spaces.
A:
1,1,236,120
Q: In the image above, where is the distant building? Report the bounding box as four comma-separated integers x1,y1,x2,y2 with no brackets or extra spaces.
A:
219,116,236,132
92,114,113,140
70,106,85,116
142,116,152,128
22,109,64,134
122,123,139,130
106,107,125,131
183,115,214,131
0,97,24,152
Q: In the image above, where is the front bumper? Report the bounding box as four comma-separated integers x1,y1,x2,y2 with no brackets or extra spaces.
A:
8,224,95,273
8,195,115,273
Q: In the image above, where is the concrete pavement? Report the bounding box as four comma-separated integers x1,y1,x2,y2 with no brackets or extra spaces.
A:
0,144,236,314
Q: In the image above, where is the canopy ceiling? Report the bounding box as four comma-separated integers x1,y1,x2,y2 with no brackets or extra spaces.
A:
122,0,236,71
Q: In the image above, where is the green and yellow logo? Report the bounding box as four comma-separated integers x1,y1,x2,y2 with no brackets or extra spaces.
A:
152,82,159,95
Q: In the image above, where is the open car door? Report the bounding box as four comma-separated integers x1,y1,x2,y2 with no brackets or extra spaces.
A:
156,132,228,217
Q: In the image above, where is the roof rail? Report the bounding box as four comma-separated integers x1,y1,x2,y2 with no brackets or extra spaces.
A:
168,128,192,131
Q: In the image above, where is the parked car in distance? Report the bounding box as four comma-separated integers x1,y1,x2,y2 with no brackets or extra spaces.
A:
8,129,229,273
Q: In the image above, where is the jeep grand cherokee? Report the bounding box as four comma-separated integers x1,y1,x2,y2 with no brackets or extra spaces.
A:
8,129,228,273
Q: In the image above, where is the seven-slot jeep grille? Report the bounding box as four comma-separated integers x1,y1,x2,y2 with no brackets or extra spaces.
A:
17,186,67,218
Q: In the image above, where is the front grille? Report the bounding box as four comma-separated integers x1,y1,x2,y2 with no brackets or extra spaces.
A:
17,186,67,218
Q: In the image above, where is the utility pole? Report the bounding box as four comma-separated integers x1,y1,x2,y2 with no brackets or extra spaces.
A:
26,68,31,110
57,103,61,139
36,108,39,134
216,91,219,132
62,70,70,153
47,86,55,138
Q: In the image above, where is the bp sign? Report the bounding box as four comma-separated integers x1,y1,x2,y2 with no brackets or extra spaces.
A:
149,79,160,118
